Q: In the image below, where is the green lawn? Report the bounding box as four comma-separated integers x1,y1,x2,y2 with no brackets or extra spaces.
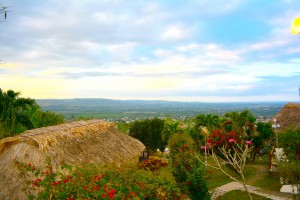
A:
205,156,257,190
157,154,289,199
217,190,271,200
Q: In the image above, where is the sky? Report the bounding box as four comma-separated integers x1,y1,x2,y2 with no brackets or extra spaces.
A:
0,0,300,102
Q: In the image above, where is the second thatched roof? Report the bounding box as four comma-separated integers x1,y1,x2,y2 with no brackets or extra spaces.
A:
270,102,300,130
0,119,145,200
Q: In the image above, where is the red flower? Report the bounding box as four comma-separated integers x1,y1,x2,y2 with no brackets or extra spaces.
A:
108,189,116,198
28,163,32,167
229,138,235,143
84,186,88,191
186,181,191,186
32,178,42,187
131,191,137,197
92,186,100,191
206,142,212,148
245,141,252,146
52,181,61,186
63,179,68,184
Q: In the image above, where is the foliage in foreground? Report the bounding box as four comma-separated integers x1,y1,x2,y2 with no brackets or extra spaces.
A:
17,160,181,200
168,133,210,200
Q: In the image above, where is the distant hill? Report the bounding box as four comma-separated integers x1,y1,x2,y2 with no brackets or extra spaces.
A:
36,98,289,121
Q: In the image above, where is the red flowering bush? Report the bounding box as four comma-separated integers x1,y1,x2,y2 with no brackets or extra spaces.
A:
208,129,242,148
17,160,180,200
141,156,168,175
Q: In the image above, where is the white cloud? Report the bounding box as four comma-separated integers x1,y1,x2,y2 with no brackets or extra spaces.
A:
161,25,191,41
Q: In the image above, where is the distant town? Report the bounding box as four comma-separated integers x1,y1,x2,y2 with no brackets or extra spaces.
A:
37,98,288,123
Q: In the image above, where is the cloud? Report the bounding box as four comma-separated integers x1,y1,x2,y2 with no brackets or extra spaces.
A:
161,24,191,41
1,1,300,102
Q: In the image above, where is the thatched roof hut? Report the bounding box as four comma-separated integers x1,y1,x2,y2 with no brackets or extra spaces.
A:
270,102,300,130
0,120,145,200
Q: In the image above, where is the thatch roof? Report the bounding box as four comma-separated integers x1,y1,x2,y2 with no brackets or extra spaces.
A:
0,120,145,200
270,102,300,130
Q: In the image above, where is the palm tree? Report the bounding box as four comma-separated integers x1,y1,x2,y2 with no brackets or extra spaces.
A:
195,113,220,133
162,121,183,142
0,88,36,136
222,110,256,135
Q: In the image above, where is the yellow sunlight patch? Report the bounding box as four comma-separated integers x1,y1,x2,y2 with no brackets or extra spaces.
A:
291,17,300,35
0,63,18,68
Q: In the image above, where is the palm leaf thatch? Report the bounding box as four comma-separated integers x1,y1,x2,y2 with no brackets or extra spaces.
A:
0,119,145,199
270,102,300,130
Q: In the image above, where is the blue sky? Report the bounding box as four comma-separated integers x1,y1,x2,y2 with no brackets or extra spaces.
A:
0,0,300,102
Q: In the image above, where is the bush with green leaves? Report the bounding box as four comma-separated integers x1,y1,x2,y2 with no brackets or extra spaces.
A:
129,118,166,155
168,133,210,200
279,128,300,160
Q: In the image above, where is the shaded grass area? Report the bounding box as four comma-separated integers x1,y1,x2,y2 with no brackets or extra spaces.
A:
246,155,282,192
216,190,272,200
205,156,257,190
251,176,281,192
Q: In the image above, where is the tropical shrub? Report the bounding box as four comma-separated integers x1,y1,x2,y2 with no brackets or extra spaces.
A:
278,160,300,195
168,133,210,200
141,156,168,175
16,160,181,200
208,130,242,148
129,118,166,155
0,88,65,138
186,165,210,200
279,128,300,160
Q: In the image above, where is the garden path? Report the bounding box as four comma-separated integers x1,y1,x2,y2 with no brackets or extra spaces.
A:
210,181,292,200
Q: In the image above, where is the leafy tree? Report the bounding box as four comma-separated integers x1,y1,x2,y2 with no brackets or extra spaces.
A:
222,110,256,135
195,113,220,133
129,118,166,155
32,110,65,128
251,122,274,160
0,88,65,138
168,133,210,200
279,128,300,160
162,120,183,142
0,88,36,136
187,126,205,152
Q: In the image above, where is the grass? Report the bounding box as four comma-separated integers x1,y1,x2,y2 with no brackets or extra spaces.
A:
205,156,257,190
217,190,272,200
